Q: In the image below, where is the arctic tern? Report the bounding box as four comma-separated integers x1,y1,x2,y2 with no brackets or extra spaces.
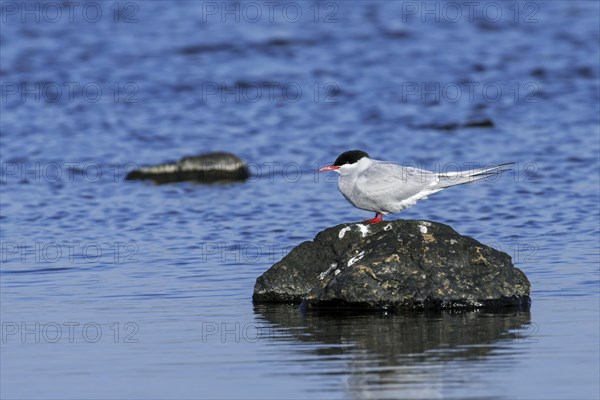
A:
318,150,513,224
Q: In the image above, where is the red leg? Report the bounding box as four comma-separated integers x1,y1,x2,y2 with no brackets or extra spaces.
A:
362,213,383,224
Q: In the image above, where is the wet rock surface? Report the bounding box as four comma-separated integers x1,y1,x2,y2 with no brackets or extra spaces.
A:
125,152,249,184
253,220,531,311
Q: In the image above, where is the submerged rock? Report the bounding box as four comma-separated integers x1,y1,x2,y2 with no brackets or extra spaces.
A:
253,220,531,311
125,152,249,184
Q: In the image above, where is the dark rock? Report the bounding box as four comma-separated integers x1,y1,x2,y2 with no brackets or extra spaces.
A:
530,67,547,78
463,119,495,129
178,43,238,55
423,122,460,131
125,152,250,184
253,220,531,311
380,29,411,40
413,118,495,131
574,66,595,79
472,63,486,72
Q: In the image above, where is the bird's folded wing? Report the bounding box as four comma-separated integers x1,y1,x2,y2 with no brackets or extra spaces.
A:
353,162,438,201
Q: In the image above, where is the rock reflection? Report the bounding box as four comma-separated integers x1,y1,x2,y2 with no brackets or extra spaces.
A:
254,304,533,398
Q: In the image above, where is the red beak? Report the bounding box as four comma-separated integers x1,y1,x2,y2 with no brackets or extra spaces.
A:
318,165,340,172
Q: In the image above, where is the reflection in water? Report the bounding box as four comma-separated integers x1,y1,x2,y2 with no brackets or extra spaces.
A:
254,304,533,399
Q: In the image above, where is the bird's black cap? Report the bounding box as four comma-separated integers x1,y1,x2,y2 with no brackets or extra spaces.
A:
333,150,370,166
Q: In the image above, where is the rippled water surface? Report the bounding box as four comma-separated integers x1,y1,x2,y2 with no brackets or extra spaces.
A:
1,1,599,399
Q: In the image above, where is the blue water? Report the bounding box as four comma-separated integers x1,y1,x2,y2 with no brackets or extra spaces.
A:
1,1,599,399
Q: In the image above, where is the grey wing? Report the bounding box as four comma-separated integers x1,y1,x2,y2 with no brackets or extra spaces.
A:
353,162,439,212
